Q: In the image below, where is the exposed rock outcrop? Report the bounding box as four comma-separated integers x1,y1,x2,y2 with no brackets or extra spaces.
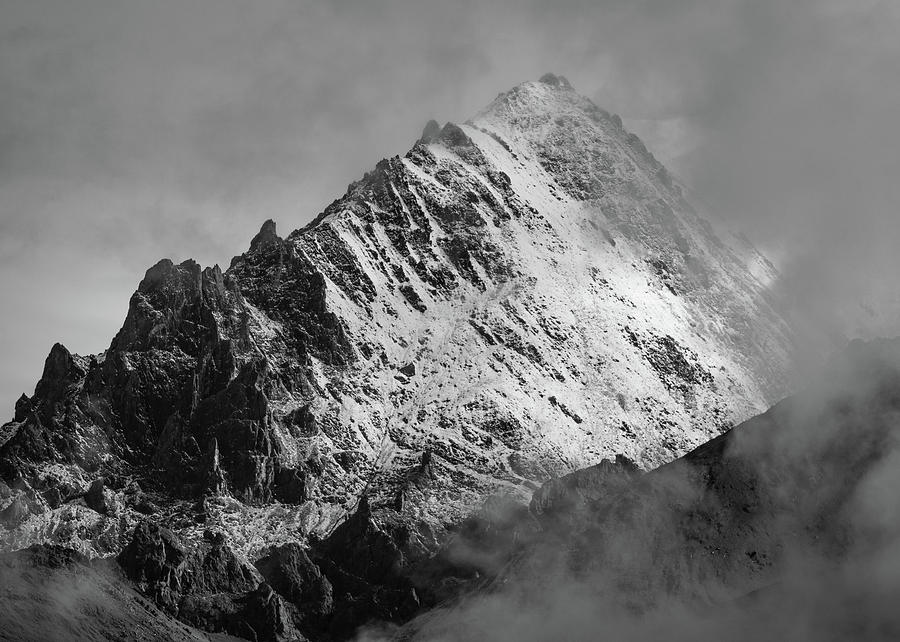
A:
118,521,303,640
255,543,334,631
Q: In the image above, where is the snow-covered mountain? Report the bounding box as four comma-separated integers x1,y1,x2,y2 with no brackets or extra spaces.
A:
0,73,794,570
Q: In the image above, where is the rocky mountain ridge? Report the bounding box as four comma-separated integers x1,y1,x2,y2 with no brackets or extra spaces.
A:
0,74,798,640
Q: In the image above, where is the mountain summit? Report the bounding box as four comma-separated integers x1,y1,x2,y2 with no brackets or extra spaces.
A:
0,76,795,633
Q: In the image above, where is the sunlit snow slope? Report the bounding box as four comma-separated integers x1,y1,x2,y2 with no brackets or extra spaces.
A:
0,74,794,556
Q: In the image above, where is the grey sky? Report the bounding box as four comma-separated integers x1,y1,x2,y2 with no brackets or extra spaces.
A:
2,0,899,416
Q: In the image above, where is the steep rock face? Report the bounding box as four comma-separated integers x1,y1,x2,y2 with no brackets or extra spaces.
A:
254,543,334,628
0,76,793,570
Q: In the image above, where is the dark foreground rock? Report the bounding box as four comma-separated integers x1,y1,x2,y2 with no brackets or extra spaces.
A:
118,521,302,641
0,543,242,641
255,543,334,631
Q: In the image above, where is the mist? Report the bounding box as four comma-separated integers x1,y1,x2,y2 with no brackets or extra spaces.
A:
2,1,899,425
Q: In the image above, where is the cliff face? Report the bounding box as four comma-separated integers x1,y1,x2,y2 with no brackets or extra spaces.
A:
0,75,793,569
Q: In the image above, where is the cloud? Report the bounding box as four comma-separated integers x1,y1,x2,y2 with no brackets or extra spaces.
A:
1,0,898,412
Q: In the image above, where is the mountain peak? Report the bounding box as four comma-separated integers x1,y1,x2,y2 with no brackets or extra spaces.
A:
0,72,795,640
249,218,280,252
472,73,615,138
538,72,574,90
419,119,441,143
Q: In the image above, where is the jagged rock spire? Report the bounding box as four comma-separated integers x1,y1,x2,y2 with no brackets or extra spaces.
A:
419,119,441,144
538,72,574,90
250,219,281,252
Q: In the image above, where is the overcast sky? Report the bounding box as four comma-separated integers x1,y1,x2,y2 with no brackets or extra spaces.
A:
2,0,899,416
